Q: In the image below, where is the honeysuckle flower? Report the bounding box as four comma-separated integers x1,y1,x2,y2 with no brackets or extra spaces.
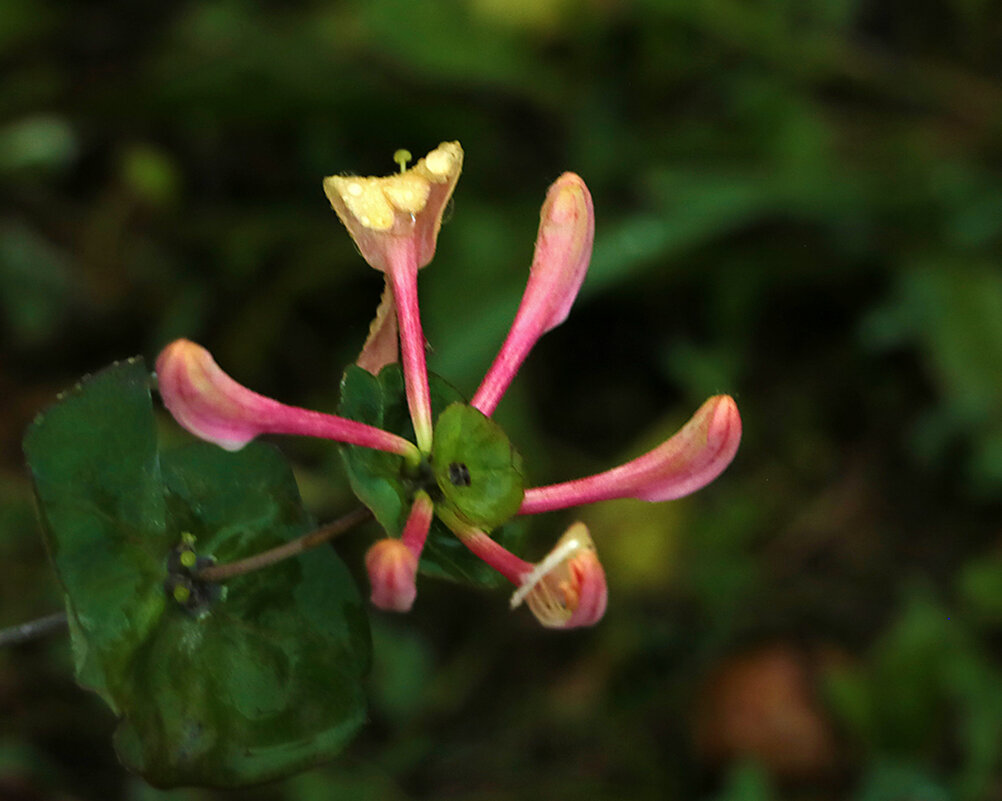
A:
455,521,607,629
519,394,741,514
365,539,417,612
156,338,420,462
322,142,462,274
155,144,742,630
472,172,594,416
365,492,433,612
511,523,607,629
323,142,463,452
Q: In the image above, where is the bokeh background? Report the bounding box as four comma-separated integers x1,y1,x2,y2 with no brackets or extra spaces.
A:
3,1,1002,799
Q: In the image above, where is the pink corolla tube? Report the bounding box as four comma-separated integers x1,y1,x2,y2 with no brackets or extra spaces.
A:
156,339,420,461
472,172,594,417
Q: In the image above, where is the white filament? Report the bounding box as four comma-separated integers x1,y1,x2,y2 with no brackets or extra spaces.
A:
509,535,583,610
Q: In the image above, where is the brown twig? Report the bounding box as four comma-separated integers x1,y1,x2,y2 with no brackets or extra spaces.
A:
1,508,373,645
193,506,373,583
0,611,68,647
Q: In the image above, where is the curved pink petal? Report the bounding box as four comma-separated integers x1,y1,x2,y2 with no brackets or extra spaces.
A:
472,173,595,416
520,395,741,515
356,277,399,375
510,522,608,629
453,521,608,629
564,549,608,628
156,339,419,459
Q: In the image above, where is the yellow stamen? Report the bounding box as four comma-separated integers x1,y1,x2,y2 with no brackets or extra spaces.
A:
393,148,412,173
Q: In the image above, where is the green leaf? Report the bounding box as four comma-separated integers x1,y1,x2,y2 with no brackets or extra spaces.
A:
337,365,411,537
431,403,525,532
23,358,166,711
24,359,370,788
338,364,527,589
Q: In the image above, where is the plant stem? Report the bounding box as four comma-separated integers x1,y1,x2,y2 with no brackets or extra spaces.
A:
194,507,373,583
1,509,372,646
0,611,68,647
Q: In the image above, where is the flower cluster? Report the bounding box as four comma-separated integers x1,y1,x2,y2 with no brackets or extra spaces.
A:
156,143,741,629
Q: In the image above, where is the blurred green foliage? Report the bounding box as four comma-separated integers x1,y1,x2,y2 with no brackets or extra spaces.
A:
2,0,1002,799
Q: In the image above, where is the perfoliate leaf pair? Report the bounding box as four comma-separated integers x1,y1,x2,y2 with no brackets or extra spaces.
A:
338,363,527,589
24,360,371,788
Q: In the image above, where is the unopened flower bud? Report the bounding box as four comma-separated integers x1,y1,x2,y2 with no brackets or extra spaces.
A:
629,394,741,503
511,522,607,629
472,172,594,415
365,539,418,612
527,172,595,333
156,339,417,458
156,339,269,451
520,394,741,514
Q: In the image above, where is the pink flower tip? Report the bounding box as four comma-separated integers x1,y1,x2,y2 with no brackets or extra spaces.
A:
510,522,608,629
470,171,595,416
156,338,420,458
365,538,418,612
518,394,742,515
530,171,595,333
633,394,742,503
156,338,262,451
323,142,463,272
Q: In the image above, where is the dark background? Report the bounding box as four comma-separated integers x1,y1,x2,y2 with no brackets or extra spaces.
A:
3,1,1002,799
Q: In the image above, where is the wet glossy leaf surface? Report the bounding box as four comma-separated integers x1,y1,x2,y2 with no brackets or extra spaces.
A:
24,359,370,788
339,364,526,589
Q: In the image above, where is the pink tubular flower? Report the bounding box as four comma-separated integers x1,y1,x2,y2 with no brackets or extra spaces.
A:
365,492,434,612
323,143,463,453
510,523,607,629
322,143,462,274
472,172,594,416
519,394,742,515
155,144,742,630
156,339,419,461
365,540,418,612
453,521,607,629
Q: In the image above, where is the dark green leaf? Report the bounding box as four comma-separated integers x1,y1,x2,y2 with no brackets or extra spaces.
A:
24,359,370,788
337,365,410,537
23,358,166,711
